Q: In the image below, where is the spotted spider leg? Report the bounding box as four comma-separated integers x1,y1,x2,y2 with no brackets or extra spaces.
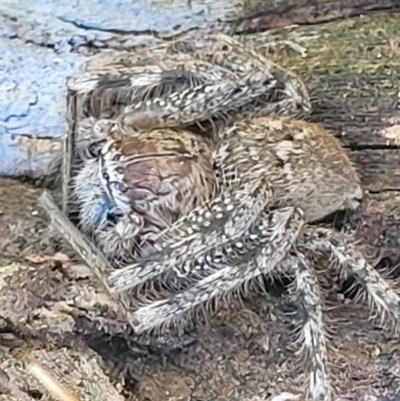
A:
63,92,76,214
108,172,273,292
303,227,400,326
119,79,281,129
168,32,312,116
126,206,304,331
86,42,311,130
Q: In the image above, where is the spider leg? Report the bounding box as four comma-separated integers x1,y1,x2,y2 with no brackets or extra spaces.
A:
126,206,303,332
108,177,273,292
130,209,331,401
38,190,145,326
120,79,280,129
284,254,330,401
39,191,114,280
303,227,400,325
73,62,284,134
62,94,76,214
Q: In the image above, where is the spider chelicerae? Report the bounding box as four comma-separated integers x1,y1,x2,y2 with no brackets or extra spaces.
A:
39,30,400,401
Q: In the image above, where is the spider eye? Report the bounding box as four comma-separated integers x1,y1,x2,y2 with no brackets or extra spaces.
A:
112,182,128,193
102,172,110,180
88,142,99,158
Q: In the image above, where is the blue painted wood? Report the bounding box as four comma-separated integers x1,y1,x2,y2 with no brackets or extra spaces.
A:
0,0,234,177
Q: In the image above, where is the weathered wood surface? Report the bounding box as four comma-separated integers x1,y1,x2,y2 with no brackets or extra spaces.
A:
233,0,400,33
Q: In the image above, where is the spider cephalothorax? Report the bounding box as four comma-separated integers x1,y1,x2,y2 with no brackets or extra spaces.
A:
72,123,217,262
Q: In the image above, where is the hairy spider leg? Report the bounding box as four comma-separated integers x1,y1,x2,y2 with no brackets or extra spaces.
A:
303,227,400,327
108,173,273,292
125,208,331,401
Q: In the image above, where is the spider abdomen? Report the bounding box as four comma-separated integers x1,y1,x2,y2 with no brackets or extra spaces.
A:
217,116,363,223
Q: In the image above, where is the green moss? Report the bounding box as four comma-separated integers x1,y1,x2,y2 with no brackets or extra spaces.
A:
246,14,400,79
